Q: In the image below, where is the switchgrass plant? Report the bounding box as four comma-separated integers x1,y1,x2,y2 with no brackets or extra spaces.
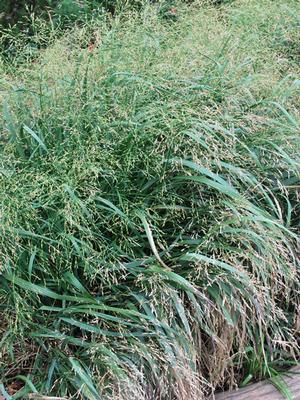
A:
0,0,300,398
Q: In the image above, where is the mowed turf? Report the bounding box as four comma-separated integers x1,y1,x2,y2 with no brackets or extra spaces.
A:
0,0,300,398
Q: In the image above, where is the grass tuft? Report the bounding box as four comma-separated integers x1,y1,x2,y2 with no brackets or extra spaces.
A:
0,0,300,398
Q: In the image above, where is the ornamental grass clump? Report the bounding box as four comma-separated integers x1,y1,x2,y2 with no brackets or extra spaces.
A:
0,0,299,398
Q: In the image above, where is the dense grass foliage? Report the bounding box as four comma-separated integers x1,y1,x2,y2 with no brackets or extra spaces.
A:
0,0,120,27
0,0,300,399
